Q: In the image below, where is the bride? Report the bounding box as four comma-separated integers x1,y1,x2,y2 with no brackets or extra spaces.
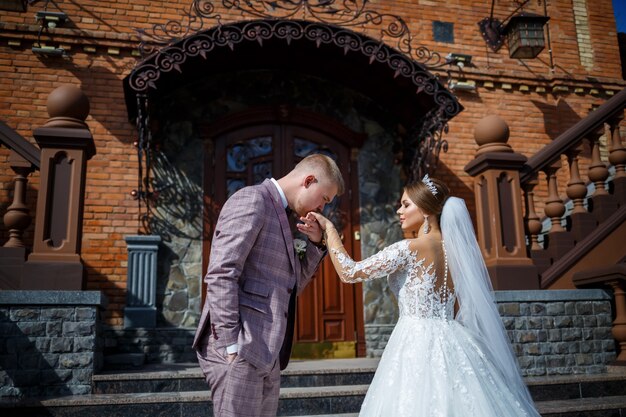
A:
300,175,540,417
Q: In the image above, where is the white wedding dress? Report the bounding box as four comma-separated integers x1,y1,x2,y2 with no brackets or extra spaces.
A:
334,239,539,417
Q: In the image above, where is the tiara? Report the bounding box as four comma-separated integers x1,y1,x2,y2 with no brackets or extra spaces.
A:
422,174,438,196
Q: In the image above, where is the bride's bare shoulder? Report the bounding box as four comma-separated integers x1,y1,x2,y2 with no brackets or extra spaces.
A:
406,236,442,253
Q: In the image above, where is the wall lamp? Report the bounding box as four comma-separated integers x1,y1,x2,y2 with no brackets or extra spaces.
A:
445,53,472,68
32,45,65,56
448,79,477,93
32,8,68,57
478,0,549,59
35,10,68,29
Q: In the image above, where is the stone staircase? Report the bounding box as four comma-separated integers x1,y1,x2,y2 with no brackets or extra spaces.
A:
2,359,626,416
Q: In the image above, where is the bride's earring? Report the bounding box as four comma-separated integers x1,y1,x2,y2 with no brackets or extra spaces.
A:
423,215,430,234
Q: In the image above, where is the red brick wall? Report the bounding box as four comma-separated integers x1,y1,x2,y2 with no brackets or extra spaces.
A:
0,0,623,324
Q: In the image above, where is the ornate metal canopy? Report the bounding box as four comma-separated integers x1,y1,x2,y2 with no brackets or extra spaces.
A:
123,0,463,225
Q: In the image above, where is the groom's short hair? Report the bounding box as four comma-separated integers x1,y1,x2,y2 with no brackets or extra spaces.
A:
294,154,345,196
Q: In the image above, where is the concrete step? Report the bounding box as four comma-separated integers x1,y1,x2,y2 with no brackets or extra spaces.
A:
3,387,626,417
539,395,626,416
93,359,379,394
4,359,626,416
92,359,626,403
0,385,368,416
526,372,626,401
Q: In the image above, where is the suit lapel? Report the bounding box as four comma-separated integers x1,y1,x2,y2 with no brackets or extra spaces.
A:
262,180,297,276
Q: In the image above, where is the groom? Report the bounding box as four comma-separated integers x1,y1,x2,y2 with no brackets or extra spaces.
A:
193,153,344,417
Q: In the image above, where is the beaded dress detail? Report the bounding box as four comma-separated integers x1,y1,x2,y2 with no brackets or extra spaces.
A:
334,240,536,417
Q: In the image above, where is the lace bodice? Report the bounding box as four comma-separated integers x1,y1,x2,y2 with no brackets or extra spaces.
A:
334,240,455,320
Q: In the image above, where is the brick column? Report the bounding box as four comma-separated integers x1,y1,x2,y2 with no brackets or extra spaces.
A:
22,85,96,290
465,115,539,290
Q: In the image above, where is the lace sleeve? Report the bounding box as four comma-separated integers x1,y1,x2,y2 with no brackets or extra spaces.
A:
331,240,410,283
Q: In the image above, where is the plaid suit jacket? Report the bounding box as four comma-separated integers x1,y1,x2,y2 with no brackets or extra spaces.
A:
193,179,325,374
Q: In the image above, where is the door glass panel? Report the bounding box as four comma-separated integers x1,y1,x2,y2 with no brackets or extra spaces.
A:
252,161,272,184
226,136,273,198
294,138,321,159
227,136,272,172
226,179,246,198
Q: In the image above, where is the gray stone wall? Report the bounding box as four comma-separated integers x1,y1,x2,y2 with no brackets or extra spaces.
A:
496,289,615,376
364,324,395,358
0,291,106,397
364,289,616,376
101,288,616,377
357,125,404,328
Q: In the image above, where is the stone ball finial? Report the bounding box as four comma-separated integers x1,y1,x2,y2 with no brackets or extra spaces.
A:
474,115,513,155
44,85,90,129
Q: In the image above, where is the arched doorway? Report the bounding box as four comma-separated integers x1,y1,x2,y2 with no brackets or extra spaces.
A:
201,106,366,357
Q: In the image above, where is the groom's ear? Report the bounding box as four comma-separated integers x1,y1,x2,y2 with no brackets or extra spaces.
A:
303,175,317,188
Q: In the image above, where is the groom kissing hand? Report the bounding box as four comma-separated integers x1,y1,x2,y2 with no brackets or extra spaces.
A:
193,154,344,417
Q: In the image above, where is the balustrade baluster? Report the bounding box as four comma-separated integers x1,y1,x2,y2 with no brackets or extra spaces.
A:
523,176,542,251
566,145,596,242
566,145,587,214
608,114,626,205
542,161,575,260
588,129,609,196
3,151,34,248
543,162,565,233
608,114,625,179
587,128,618,221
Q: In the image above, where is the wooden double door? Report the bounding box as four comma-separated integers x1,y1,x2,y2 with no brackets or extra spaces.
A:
202,107,365,358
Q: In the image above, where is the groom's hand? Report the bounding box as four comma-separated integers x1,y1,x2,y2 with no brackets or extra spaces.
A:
296,212,323,243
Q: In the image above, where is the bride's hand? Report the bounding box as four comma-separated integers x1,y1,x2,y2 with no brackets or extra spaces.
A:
296,212,324,243
307,212,332,231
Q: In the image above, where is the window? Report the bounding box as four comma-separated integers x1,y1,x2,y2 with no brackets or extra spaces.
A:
433,21,454,44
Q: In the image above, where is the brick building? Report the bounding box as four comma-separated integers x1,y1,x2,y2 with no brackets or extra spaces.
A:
1,0,625,369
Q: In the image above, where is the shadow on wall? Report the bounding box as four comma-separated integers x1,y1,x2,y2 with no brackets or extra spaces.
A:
531,98,583,141
0,309,68,399
29,46,138,146
433,162,475,220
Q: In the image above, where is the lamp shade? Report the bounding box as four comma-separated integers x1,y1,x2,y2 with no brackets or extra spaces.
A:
504,12,550,59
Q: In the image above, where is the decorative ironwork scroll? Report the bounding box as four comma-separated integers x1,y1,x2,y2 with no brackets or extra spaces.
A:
137,0,447,68
408,107,450,183
128,0,464,221
129,19,460,119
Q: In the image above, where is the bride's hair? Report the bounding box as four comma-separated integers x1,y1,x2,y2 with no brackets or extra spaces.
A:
404,177,450,218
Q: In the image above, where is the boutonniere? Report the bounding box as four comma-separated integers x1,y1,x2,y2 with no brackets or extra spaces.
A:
294,239,307,260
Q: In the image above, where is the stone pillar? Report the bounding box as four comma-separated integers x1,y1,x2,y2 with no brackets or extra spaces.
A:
124,235,161,328
464,115,539,290
22,85,96,290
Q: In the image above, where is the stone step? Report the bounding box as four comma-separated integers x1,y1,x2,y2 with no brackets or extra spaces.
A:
3,386,626,417
93,359,379,394
539,395,626,416
0,385,367,417
526,372,626,402
92,359,626,404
